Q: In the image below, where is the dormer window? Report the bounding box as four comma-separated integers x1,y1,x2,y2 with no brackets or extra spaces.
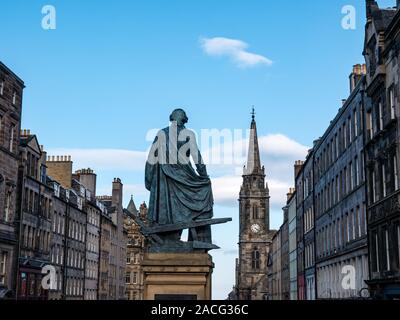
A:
0,80,4,96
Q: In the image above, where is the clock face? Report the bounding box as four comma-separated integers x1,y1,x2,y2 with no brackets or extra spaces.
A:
251,224,261,234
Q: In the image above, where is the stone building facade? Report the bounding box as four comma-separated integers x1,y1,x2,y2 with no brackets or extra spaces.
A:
0,62,24,297
294,161,306,300
98,208,113,300
268,229,281,300
124,199,147,300
234,113,276,300
287,188,297,300
16,132,53,300
364,0,400,299
97,178,128,300
268,189,293,300
280,194,290,300
314,66,369,300
72,170,101,301
296,152,316,300
46,156,87,300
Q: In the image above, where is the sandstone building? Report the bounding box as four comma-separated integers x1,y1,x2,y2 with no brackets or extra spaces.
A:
97,178,128,300
124,198,147,300
16,132,53,299
0,62,24,298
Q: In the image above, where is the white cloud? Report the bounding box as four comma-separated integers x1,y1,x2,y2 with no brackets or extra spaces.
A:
207,133,309,208
200,37,273,68
47,148,147,172
212,175,291,208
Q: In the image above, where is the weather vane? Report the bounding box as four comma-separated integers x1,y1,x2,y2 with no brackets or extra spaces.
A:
251,106,256,120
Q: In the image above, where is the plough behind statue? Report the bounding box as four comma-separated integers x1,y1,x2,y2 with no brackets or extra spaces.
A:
132,215,232,253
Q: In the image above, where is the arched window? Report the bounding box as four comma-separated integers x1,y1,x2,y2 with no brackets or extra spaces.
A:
252,206,258,219
251,249,260,270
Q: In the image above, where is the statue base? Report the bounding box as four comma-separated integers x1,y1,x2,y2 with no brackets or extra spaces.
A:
142,253,214,300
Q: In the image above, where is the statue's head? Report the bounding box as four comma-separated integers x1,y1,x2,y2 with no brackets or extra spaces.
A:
169,108,188,126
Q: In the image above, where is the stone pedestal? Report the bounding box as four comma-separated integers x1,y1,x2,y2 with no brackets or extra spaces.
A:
142,253,214,300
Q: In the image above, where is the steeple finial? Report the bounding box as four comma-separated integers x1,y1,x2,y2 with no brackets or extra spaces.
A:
127,195,138,215
245,109,262,175
251,106,256,121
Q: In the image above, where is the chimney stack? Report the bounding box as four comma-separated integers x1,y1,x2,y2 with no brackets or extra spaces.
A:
46,155,73,188
294,160,304,178
112,178,123,209
349,64,366,93
287,187,295,202
74,168,97,196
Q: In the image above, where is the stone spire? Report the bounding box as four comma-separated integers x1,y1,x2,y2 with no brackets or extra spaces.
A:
127,195,138,215
245,108,263,175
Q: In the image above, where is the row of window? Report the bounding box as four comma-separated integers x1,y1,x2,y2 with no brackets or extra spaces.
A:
125,271,139,284
304,207,314,234
305,244,314,269
366,88,396,141
26,152,40,180
51,244,64,265
87,208,100,227
0,116,17,153
316,205,367,258
66,277,84,297
68,219,86,243
86,259,98,280
85,289,97,300
370,223,400,273
87,233,99,253
305,275,316,300
127,252,141,264
315,106,363,181
24,187,52,219
0,251,8,285
317,255,369,299
315,156,364,218
0,78,19,106
66,248,85,269
22,225,51,253
370,154,399,204
52,211,65,235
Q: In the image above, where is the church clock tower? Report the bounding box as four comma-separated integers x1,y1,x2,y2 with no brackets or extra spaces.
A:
235,110,274,300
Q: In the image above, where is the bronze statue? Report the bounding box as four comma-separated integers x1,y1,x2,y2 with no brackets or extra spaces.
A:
135,108,231,253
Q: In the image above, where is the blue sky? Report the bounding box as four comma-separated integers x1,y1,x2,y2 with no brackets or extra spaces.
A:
1,0,396,299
